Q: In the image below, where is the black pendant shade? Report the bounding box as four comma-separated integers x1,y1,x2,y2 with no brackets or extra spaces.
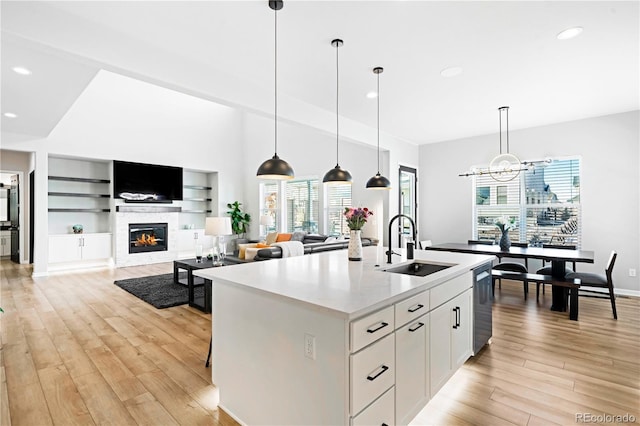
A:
366,173,391,189
366,66,391,189
323,38,352,184
323,164,353,184
257,0,294,180
257,154,295,180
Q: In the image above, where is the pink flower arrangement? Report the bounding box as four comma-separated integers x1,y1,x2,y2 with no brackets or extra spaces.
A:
344,207,373,231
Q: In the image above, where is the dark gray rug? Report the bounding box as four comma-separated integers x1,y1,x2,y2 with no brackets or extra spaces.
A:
114,273,204,309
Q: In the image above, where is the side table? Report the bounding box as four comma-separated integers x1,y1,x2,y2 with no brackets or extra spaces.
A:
173,258,223,313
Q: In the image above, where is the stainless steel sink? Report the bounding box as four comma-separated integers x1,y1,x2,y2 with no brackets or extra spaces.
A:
384,261,454,277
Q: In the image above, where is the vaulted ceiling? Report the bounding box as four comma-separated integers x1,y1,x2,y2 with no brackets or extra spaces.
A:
1,1,638,146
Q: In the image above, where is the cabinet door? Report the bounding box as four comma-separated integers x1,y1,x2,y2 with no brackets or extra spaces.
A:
429,300,453,396
0,233,11,256
81,234,112,260
195,229,213,251
177,229,199,254
451,289,472,369
395,313,429,425
49,235,82,263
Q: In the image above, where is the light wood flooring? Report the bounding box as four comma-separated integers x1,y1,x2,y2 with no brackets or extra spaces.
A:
1,260,638,425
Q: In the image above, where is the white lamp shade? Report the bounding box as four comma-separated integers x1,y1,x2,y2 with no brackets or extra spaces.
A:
205,217,232,236
260,215,274,226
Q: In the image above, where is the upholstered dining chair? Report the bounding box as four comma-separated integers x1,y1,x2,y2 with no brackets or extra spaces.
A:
474,240,529,299
566,251,618,319
535,244,577,300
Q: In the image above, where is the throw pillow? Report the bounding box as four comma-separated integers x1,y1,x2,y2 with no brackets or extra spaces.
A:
276,233,292,242
265,232,278,245
291,231,307,242
256,243,271,248
324,236,337,243
238,243,258,259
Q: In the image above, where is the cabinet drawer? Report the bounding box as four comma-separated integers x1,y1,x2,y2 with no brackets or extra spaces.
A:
351,306,394,353
351,386,394,426
351,333,395,416
395,290,430,328
430,271,472,310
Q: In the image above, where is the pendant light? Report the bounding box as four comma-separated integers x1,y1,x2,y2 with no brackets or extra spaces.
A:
488,106,521,182
366,67,391,190
257,0,294,180
323,39,352,184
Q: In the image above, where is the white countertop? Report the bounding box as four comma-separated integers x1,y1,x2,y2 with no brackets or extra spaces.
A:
195,246,494,319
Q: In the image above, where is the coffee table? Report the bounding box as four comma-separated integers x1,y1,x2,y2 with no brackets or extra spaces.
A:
173,258,228,312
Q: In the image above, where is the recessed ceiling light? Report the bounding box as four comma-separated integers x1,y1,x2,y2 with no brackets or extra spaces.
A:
366,91,378,99
3,112,18,118
440,66,463,78
557,26,583,40
12,66,32,75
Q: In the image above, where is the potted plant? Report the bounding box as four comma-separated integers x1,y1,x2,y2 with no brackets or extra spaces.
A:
226,201,251,253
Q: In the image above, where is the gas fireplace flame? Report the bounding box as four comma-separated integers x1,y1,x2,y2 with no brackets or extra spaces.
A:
135,233,158,246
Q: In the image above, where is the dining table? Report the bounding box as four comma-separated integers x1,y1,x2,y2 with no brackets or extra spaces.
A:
424,243,595,312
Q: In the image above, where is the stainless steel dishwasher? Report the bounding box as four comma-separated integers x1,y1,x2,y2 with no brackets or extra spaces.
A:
473,262,493,354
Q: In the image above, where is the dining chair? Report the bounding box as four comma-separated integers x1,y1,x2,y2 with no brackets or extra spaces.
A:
491,241,529,299
535,244,577,299
419,240,432,249
566,251,618,319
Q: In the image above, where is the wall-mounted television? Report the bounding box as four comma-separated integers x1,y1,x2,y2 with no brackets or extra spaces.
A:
113,160,183,202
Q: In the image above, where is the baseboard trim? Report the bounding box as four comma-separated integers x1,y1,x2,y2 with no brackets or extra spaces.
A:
615,288,640,298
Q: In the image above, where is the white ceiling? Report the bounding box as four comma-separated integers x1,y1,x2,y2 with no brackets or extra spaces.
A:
1,1,638,146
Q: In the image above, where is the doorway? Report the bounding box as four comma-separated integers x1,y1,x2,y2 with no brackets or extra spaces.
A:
398,166,417,248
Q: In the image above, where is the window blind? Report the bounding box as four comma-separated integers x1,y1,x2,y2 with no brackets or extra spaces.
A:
326,183,352,236
286,179,319,233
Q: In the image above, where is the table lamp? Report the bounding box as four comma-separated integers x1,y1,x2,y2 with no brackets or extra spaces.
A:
260,215,274,234
205,217,232,264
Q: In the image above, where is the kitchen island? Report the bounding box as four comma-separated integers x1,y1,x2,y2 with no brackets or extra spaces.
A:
195,246,494,425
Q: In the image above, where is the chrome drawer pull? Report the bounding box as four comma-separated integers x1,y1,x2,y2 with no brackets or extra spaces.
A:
407,303,424,313
409,322,425,332
366,322,389,334
366,365,389,381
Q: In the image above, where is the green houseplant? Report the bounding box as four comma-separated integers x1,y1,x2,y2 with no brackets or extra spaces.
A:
226,201,251,239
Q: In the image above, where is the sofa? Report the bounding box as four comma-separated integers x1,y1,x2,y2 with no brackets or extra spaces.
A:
254,233,376,261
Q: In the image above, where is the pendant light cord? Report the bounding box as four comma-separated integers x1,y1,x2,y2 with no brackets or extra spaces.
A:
274,7,278,156
335,41,340,166
376,71,380,174
498,106,510,155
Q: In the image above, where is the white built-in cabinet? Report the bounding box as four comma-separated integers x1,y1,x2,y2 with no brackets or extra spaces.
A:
0,231,11,257
177,228,213,258
429,287,473,397
48,233,112,264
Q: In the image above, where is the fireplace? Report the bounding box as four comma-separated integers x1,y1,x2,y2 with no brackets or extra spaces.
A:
129,223,168,253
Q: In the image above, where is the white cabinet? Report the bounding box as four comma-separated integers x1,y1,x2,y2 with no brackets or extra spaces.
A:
0,231,11,256
49,233,112,263
395,313,429,425
352,387,394,426
177,229,213,258
429,288,473,396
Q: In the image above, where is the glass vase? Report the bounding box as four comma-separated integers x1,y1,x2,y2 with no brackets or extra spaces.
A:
499,230,511,251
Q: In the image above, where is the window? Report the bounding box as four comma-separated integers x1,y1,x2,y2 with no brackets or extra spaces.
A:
259,181,279,234
473,157,581,247
326,183,352,236
286,179,319,233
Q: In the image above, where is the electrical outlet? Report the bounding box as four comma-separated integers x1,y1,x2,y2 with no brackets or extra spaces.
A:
630,268,637,277
304,333,316,360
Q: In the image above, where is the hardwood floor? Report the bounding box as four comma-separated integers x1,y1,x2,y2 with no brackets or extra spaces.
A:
1,260,638,425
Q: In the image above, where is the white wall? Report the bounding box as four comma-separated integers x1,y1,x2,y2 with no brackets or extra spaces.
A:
419,111,640,293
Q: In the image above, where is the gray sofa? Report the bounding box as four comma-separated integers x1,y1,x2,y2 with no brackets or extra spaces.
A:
254,234,375,261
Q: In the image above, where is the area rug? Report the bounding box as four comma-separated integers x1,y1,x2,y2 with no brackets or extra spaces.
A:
114,273,204,309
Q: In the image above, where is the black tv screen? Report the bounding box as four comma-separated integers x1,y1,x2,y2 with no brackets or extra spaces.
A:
113,160,183,202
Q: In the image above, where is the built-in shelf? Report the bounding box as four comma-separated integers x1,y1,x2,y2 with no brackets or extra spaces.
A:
48,192,111,198
181,210,213,214
183,198,212,202
49,176,111,184
48,208,111,213
183,185,212,190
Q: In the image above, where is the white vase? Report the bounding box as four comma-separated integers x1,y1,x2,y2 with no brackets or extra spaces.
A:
348,230,363,261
